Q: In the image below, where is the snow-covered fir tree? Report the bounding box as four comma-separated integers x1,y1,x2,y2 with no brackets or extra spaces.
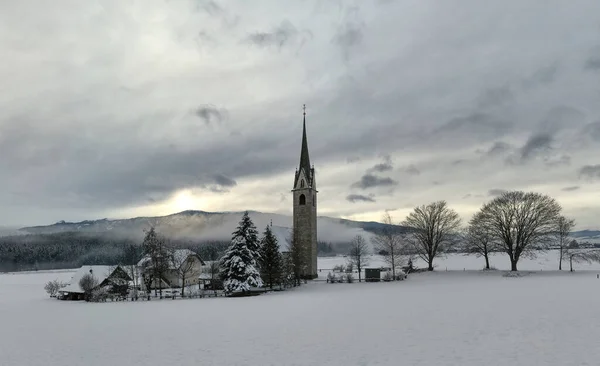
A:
259,225,283,289
219,212,263,294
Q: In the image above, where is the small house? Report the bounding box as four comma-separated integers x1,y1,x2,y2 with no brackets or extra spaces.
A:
138,249,205,291
60,265,132,300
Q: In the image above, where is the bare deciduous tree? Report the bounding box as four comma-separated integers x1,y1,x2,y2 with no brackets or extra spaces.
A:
79,272,99,301
172,250,201,297
348,235,369,282
141,227,172,298
565,249,600,272
466,212,498,270
475,191,562,271
402,201,462,271
556,216,575,271
371,212,404,279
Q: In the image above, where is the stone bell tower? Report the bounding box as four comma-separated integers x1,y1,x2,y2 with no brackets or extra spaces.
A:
292,105,318,279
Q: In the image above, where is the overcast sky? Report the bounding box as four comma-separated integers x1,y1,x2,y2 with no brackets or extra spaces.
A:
2,0,600,229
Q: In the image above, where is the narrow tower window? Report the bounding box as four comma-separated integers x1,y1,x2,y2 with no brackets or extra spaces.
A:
299,194,306,205
313,195,316,206
300,179,305,188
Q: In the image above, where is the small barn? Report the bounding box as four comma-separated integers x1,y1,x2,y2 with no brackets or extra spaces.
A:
60,265,132,300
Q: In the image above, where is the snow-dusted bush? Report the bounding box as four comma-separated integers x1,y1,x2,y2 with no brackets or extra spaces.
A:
383,271,393,282
346,273,355,283
327,272,339,283
345,262,354,273
332,264,345,273
44,279,68,298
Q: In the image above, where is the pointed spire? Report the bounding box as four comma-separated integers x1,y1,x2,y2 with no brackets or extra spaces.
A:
298,104,311,179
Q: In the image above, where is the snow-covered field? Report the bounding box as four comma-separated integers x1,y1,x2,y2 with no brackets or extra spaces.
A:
2,251,600,366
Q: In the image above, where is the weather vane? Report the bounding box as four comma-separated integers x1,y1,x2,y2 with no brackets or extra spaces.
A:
303,104,306,116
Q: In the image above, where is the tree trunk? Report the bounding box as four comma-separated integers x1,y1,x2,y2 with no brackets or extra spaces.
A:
358,265,362,282
181,277,185,297
510,259,518,271
428,255,434,271
570,256,573,272
484,254,490,270
559,247,563,270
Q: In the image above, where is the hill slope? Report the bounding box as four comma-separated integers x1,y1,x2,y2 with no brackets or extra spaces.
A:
17,210,410,243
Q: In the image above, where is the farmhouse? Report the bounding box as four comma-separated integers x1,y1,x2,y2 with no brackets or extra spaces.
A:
60,265,131,300
138,249,205,291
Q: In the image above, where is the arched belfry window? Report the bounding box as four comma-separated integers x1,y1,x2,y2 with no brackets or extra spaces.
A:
299,194,306,205
300,179,305,188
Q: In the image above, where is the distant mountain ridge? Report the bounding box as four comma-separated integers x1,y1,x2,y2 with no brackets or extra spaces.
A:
16,210,410,243
14,210,600,244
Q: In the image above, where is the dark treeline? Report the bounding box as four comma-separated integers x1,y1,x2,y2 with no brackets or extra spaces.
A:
0,231,229,272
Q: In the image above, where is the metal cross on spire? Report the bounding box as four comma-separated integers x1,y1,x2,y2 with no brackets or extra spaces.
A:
303,104,306,116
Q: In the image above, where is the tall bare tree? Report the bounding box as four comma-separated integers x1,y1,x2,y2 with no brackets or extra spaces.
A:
475,191,562,271
141,227,172,298
348,235,369,282
172,250,201,297
466,212,498,270
556,216,576,270
371,212,404,279
402,201,461,271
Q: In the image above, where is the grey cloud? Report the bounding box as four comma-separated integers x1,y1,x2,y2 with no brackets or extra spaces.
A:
582,121,600,141
351,174,398,189
331,5,364,60
369,154,393,172
245,21,312,51
214,174,237,187
521,63,559,89
462,194,472,199
544,154,571,167
488,189,507,197
538,106,585,133
371,162,392,172
476,86,514,109
586,58,600,70
346,156,361,163
562,186,580,192
520,133,553,161
346,194,375,203
486,141,512,157
200,1,224,16
405,165,420,175
435,113,513,142
196,105,227,125
579,164,600,180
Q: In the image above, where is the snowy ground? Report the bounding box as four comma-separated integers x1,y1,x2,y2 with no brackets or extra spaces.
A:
2,251,600,366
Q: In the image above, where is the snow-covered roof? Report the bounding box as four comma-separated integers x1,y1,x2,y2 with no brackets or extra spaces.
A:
271,225,292,253
61,265,115,294
137,249,203,269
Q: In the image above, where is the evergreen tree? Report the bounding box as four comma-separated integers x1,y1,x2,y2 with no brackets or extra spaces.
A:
231,211,261,259
259,225,283,289
219,212,263,294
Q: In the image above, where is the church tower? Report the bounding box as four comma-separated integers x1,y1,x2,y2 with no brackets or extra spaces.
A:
292,105,318,279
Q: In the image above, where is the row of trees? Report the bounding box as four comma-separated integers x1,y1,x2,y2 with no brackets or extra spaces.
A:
362,190,599,274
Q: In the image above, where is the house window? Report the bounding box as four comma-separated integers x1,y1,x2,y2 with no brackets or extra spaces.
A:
300,179,305,188
299,194,306,205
